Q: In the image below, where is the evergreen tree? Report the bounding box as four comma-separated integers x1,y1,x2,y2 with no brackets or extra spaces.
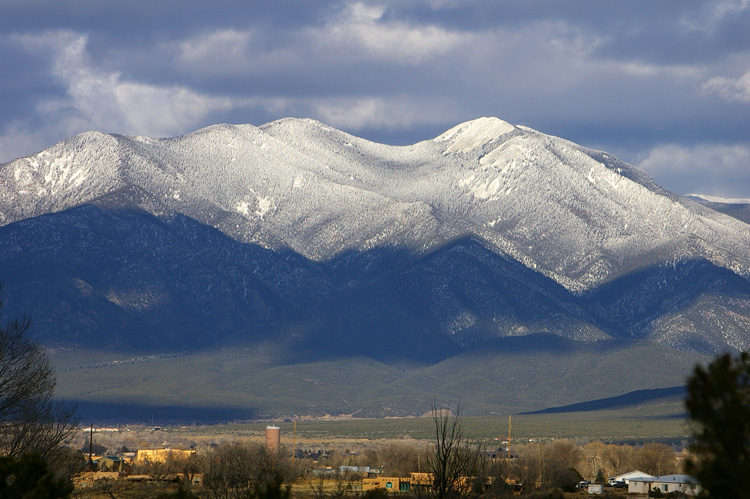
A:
685,352,750,498
0,453,74,498
595,469,605,484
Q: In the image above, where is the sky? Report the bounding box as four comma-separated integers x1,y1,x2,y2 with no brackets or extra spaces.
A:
1,0,749,199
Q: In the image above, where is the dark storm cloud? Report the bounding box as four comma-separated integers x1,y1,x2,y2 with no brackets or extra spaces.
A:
1,0,748,198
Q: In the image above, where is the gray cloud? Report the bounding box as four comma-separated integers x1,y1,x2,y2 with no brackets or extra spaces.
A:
1,0,749,198
637,143,750,199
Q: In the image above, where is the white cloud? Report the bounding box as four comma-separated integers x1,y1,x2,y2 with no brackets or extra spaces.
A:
307,96,458,131
14,31,236,138
177,29,252,64
317,2,475,65
168,4,474,77
702,71,750,103
637,143,750,197
230,94,460,134
172,28,294,75
682,0,750,33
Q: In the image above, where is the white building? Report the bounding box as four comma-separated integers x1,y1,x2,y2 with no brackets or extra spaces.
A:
628,474,701,496
608,470,656,485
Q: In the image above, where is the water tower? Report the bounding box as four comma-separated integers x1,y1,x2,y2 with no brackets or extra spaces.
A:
265,425,281,453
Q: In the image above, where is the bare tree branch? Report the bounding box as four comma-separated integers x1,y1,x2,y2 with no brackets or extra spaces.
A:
0,289,78,459
425,401,481,499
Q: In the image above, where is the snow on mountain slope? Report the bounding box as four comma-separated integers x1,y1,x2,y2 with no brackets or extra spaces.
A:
1,117,748,292
0,131,127,225
258,116,750,290
435,117,517,153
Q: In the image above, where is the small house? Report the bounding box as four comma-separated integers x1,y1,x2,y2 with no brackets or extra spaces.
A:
608,470,655,486
363,477,410,492
628,474,700,496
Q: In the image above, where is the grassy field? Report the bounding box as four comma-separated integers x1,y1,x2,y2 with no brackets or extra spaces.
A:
51,339,704,424
149,411,690,445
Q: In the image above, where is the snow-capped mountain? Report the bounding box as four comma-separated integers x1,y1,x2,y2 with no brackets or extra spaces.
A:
2,117,748,293
3,116,750,419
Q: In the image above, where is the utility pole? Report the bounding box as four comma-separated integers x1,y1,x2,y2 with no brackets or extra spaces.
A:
507,415,512,460
89,424,94,471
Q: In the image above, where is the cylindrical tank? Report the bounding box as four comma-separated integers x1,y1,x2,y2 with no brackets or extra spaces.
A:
265,425,281,453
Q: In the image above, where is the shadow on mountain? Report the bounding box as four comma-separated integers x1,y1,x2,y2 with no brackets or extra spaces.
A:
469,333,583,354
1,204,748,370
0,205,325,352
71,400,255,425
285,236,599,363
581,258,750,344
523,386,687,415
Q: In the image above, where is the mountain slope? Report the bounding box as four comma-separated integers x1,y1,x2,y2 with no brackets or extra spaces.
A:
1,116,749,420
2,117,748,292
50,338,705,420
1,203,748,358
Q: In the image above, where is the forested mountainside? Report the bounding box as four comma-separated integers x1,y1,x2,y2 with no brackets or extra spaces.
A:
1,117,748,419
3,117,748,291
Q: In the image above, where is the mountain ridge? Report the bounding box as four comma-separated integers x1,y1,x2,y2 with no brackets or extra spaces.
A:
1,203,747,355
1,116,749,419
3,117,749,292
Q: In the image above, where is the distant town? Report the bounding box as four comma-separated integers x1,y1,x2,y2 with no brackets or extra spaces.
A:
69,420,701,498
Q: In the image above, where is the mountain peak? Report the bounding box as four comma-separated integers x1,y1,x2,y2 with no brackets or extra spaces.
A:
435,117,517,153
